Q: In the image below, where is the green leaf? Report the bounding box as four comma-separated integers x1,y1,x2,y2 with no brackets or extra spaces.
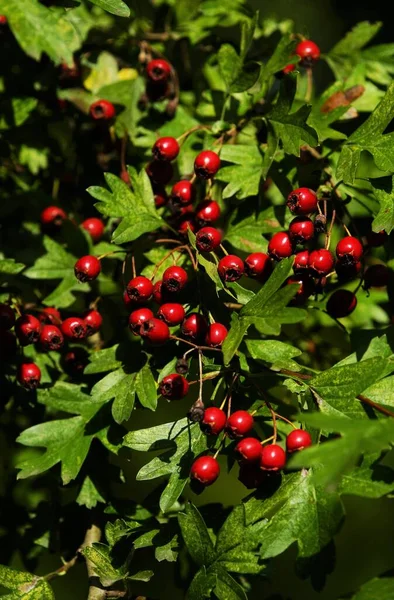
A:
260,34,298,84
186,566,217,600
0,97,37,130
76,475,106,509
128,570,154,582
339,453,394,498
245,339,302,370
0,258,25,274
87,0,130,18
240,257,294,316
0,564,54,599
211,565,248,600
82,543,126,586
371,177,394,234
135,362,157,411
178,503,216,567
85,345,123,375
326,21,382,79
350,577,394,600
226,206,286,253
217,145,263,200
222,313,251,365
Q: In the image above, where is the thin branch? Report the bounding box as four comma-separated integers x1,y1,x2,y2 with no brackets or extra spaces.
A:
82,524,106,600
44,555,79,581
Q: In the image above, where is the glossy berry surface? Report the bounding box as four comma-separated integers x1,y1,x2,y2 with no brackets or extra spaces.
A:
308,249,334,276
235,437,262,463
38,307,61,325
194,150,221,179
196,227,222,252
140,318,170,344
0,303,15,330
336,236,363,262
181,313,208,342
15,314,41,346
146,58,172,83
162,266,188,292
41,206,67,228
364,264,390,288
268,232,294,260
326,290,357,319
146,160,173,185
218,255,244,282
244,253,272,280
260,444,286,471
226,411,254,439
152,281,165,304
286,429,312,453
195,200,221,224
74,255,101,282
287,275,314,303
152,137,179,161
190,456,220,486
61,317,86,339
289,217,315,243
128,308,154,335
40,324,64,351
201,407,227,435
81,218,105,243
157,303,185,326
83,310,103,335
17,363,41,390
171,180,193,206
159,374,189,399
293,250,310,273
126,276,154,304
295,39,321,66
287,188,318,215
205,323,228,347
89,100,116,120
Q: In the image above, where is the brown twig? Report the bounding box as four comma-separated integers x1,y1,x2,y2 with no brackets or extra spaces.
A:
82,524,106,600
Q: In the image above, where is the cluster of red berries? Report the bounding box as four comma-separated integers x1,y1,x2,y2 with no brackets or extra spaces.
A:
40,206,105,243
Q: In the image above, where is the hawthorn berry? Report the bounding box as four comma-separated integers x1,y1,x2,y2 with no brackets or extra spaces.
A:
336,236,363,264
196,227,222,252
226,411,254,439
282,63,296,74
235,438,262,463
152,137,179,161
336,259,362,281
268,232,294,260
364,264,390,288
289,217,315,243
61,317,86,340
171,180,193,206
0,303,15,330
41,206,67,229
181,313,208,342
178,216,196,235
159,374,189,400
15,314,41,346
123,290,134,311
218,254,244,282
260,444,286,471
140,318,170,344
175,358,189,375
195,200,221,225
74,255,101,282
83,310,103,335
201,407,227,435
38,307,61,325
244,253,272,281
194,150,221,179
157,303,185,326
0,15,7,25
152,280,167,304
129,308,154,335
146,58,172,83
126,276,154,304
0,331,17,361
162,266,188,293
154,187,168,208
326,290,357,319
89,100,116,120
40,324,64,351
287,275,314,303
62,348,88,376
287,188,318,215
190,456,220,486
81,218,105,243
17,363,41,390
293,250,310,273
205,323,228,347
286,429,312,453
295,39,321,66
308,249,334,276
146,161,173,185
367,230,387,247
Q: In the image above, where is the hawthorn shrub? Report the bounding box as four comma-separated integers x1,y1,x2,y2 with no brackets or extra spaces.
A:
1,2,394,599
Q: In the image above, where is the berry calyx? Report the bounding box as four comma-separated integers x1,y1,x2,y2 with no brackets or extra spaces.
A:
260,444,286,471
190,455,220,486
81,218,105,243
326,290,357,319
289,216,315,243
152,137,180,161
195,200,221,225
308,249,334,276
268,232,294,260
61,317,86,339
140,318,170,344
15,314,41,346
286,429,312,453
129,308,154,335
40,324,64,351
194,150,221,179
196,227,222,252
146,58,172,83
126,276,154,304
364,264,390,289
181,313,208,342
287,188,318,215
41,206,67,229
159,374,189,400
293,250,310,273
0,303,15,330
146,161,173,185
218,255,244,282
201,407,227,435
38,307,61,325
205,323,228,347
83,310,103,335
226,411,254,439
74,255,101,282
287,275,314,303
89,100,116,120
244,252,272,281
336,236,363,264
157,303,185,326
162,266,188,293
17,363,41,390
295,39,321,66
171,180,193,206
235,438,262,463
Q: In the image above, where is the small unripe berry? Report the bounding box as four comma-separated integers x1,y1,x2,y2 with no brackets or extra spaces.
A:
268,232,294,260
326,290,357,319
162,266,188,293
194,150,221,179
244,253,272,281
205,323,228,347
83,310,103,335
152,137,180,161
336,236,363,263
226,411,254,439
0,303,15,330
81,218,105,243
196,227,222,252
195,200,221,225
308,249,334,276
40,324,64,351
289,216,315,243
15,314,41,346
293,250,310,273
61,317,86,340
190,455,220,486
17,363,41,390
146,58,172,83
235,438,262,463
146,160,173,185
171,180,193,206
218,255,244,282
286,429,312,453
89,100,116,120
140,318,170,344
74,255,101,282
41,206,67,229
126,276,154,304
159,374,189,400
295,39,321,67
0,15,7,25
129,308,154,335
181,313,208,342
287,188,318,215
260,444,286,471
157,303,185,326
364,264,390,289
201,407,227,435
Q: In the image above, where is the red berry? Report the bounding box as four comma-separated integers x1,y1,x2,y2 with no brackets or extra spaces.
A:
190,455,220,486
0,15,7,25
282,63,296,74
140,318,170,344
152,137,179,161
146,58,172,83
126,276,154,304
226,411,254,439
171,180,193,206
367,230,387,247
40,324,64,351
15,314,41,346
201,407,227,435
159,373,189,400
74,255,101,282
181,313,208,342
336,236,363,263
286,429,312,453
153,280,164,304
260,444,286,471
38,307,61,325
178,216,196,235
218,255,244,282
123,290,134,311
308,249,334,276
0,303,15,330
120,169,130,185
61,317,86,340
89,100,116,120
17,363,41,390
195,200,221,225
0,330,17,361
293,250,310,273
62,348,88,376
235,438,262,463
336,259,362,281
287,188,318,215
205,323,228,347
289,216,315,243
295,39,321,66
196,227,222,252
129,308,154,335
41,206,67,229
286,275,314,303
194,150,221,179
268,232,294,260
244,253,272,281
162,266,188,293
364,264,390,288
146,160,173,185
83,310,103,335
326,289,357,319
81,218,105,243
153,186,168,208
157,303,185,326
238,464,265,489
